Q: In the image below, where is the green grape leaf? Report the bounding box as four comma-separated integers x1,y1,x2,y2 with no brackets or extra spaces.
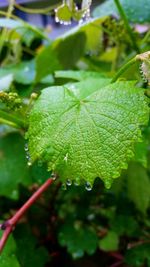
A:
127,163,150,213
0,233,20,267
93,0,150,23
27,80,149,188
99,231,119,251
58,222,98,259
0,133,30,199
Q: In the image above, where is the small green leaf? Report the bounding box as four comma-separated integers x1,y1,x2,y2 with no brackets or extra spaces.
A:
55,4,72,23
14,225,49,267
99,231,119,251
0,233,20,267
0,133,30,199
35,45,61,82
125,244,150,267
58,222,98,258
110,215,139,237
93,0,150,23
27,80,149,188
127,163,150,213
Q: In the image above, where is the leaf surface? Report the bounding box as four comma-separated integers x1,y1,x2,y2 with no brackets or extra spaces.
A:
27,80,149,188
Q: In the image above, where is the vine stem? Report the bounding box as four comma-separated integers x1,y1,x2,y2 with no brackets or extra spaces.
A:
114,0,140,53
0,0,15,55
0,178,54,254
14,2,60,14
111,56,139,83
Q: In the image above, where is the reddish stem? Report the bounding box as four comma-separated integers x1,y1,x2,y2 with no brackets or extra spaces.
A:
0,178,53,253
110,260,123,267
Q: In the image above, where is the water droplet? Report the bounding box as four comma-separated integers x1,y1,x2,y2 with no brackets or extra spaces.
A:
51,172,56,180
26,154,30,160
85,181,92,191
66,179,72,186
24,143,28,151
62,183,67,190
87,213,95,221
74,178,80,186
72,250,83,259
27,161,32,166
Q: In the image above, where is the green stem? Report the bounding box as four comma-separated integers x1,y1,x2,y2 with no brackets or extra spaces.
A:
114,0,140,53
0,0,15,55
141,30,150,45
0,110,26,129
111,56,139,83
14,2,60,14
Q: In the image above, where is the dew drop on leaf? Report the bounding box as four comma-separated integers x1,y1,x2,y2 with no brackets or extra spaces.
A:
74,178,80,186
51,172,57,180
66,179,72,186
24,143,28,151
85,181,92,191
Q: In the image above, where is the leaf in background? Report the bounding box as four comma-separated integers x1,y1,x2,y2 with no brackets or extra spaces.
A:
53,32,86,69
0,233,20,267
58,222,98,258
55,70,106,81
99,231,119,251
0,74,13,91
93,0,150,23
17,27,40,47
27,80,149,188
53,17,106,67
35,45,61,82
14,225,49,267
110,215,140,237
127,163,150,213
134,141,148,168
0,60,35,85
0,133,30,199
125,244,150,267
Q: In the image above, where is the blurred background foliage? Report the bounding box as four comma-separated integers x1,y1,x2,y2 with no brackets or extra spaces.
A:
0,0,150,266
